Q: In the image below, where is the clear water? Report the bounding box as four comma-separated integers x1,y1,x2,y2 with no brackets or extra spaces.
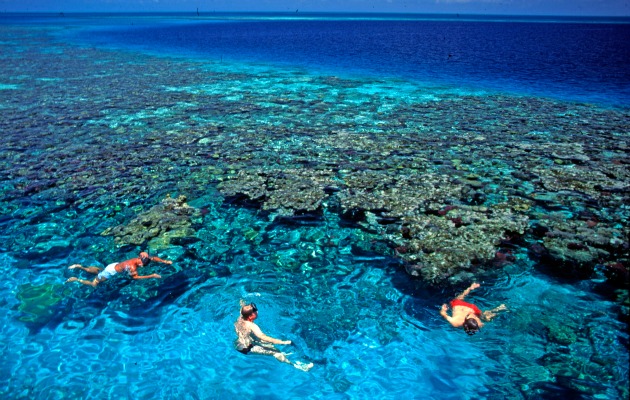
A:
0,13,628,399
71,13,630,107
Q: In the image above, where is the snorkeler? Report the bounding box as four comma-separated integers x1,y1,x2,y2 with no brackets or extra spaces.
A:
65,251,172,288
234,300,313,372
440,282,507,335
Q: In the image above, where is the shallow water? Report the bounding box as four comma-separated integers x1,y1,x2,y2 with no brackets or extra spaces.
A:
0,13,628,399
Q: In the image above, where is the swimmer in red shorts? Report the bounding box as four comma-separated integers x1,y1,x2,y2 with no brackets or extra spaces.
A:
440,282,507,335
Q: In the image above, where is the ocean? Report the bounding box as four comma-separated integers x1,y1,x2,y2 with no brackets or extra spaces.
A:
0,12,628,399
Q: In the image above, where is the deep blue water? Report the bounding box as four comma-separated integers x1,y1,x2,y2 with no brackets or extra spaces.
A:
0,12,629,400
73,14,630,107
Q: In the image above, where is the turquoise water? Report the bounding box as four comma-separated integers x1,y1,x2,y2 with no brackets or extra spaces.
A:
0,14,629,399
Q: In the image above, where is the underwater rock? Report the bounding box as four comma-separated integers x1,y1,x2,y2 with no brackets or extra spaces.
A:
550,143,590,164
539,350,614,397
101,194,201,249
218,168,335,215
386,203,529,284
603,262,629,287
534,165,620,199
404,263,423,277
339,170,459,217
530,216,627,279
16,282,64,330
542,245,602,278
531,223,550,238
299,302,359,351
462,189,486,205
492,248,516,267
545,319,578,345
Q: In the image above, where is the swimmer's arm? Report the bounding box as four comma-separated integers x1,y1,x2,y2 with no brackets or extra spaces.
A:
130,270,161,280
455,282,480,300
440,304,458,327
150,256,172,265
251,324,291,345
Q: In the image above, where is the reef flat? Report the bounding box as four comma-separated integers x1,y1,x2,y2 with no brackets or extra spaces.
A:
1,25,628,289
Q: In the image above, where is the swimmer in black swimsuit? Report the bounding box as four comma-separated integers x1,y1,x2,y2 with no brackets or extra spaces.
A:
234,300,313,371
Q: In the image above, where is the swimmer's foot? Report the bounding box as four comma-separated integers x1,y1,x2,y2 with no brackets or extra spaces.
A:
68,264,82,270
293,361,314,372
65,277,78,283
497,304,508,311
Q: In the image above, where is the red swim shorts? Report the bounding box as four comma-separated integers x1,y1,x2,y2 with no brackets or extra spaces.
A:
450,299,482,316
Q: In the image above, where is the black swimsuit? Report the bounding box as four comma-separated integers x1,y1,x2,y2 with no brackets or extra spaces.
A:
237,344,254,355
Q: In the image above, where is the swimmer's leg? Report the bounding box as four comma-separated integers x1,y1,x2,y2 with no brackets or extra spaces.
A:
272,351,313,371
68,264,103,275
250,346,292,365
292,361,314,372
250,345,284,358
250,346,312,371
274,352,314,371
273,352,292,365
482,304,508,321
65,276,102,287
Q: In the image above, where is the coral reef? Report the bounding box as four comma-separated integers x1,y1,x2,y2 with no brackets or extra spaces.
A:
101,194,201,248
212,99,629,285
1,33,627,287
386,205,528,284
219,168,336,216
529,214,628,278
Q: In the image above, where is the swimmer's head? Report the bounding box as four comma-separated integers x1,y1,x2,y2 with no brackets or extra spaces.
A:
463,314,480,335
139,252,151,265
241,302,258,319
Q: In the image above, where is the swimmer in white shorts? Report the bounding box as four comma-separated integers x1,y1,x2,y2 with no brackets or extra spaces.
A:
65,251,172,288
